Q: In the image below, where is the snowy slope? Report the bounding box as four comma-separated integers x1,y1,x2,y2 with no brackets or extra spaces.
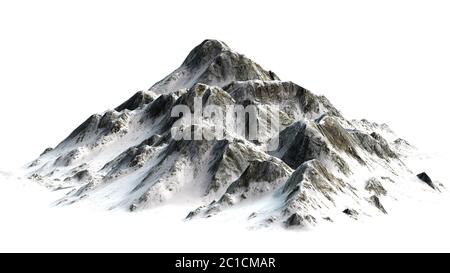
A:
23,39,445,229
1,153,449,252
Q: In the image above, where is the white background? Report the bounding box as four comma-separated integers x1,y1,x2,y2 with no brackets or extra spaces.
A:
0,0,450,253
1,0,449,170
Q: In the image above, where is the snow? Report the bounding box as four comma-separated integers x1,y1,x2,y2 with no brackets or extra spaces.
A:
1,152,449,252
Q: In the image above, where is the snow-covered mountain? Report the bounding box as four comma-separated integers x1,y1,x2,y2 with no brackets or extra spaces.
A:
26,39,444,228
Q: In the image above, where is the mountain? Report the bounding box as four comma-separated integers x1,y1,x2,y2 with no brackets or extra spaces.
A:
26,39,443,228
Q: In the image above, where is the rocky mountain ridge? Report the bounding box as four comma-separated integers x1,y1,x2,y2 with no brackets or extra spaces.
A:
26,39,442,228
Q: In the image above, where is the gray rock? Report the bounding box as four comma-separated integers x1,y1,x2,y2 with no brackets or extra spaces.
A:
98,110,129,135
225,158,291,195
272,120,351,174
115,91,157,112
59,114,101,145
352,131,397,159
365,178,387,196
149,39,279,95
343,208,358,217
284,213,304,227
368,195,387,214
224,80,343,120
417,172,436,189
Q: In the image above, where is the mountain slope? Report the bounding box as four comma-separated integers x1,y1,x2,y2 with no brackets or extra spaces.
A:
26,39,443,228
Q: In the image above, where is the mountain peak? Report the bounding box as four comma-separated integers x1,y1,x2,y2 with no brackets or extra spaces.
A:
26,40,435,230
149,39,279,94
182,39,230,67
198,39,230,50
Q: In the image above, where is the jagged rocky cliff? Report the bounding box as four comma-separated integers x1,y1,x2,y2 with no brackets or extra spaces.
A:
26,40,443,228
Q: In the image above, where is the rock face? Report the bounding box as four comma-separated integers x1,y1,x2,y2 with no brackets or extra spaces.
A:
149,40,279,95
26,39,442,228
365,178,387,196
224,80,343,120
284,213,304,227
115,91,157,112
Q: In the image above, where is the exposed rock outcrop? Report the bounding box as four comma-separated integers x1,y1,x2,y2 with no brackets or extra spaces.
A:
417,172,436,190
365,177,387,196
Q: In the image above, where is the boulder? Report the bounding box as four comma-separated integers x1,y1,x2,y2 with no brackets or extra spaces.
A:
417,172,436,190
